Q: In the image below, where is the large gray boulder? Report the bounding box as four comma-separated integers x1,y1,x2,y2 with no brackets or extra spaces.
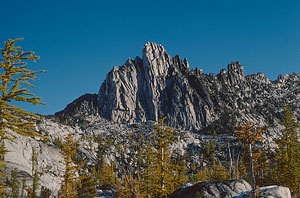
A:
169,180,291,198
169,179,252,198
259,186,291,198
234,186,291,198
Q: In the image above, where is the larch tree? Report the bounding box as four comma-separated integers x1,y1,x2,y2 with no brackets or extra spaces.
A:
144,117,178,198
76,171,96,198
139,142,154,197
59,133,78,198
234,121,264,197
116,174,141,198
0,38,45,195
26,147,40,198
20,175,27,198
8,168,19,198
0,142,7,197
0,38,45,139
28,147,40,198
274,106,300,195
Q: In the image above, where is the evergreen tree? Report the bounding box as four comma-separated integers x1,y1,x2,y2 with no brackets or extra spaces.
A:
173,153,188,191
116,176,131,198
234,121,264,197
0,38,45,195
20,175,27,198
76,171,96,198
116,174,141,198
27,147,39,198
194,168,208,182
255,151,273,187
172,164,188,191
38,186,52,198
274,106,300,195
29,169,39,198
0,142,7,197
58,133,78,198
140,143,154,197
8,168,19,198
142,118,178,198
213,160,228,180
100,161,115,188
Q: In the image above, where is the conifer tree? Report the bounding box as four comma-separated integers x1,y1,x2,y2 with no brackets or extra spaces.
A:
31,147,37,175
76,171,96,198
274,106,300,195
0,142,7,197
116,176,131,198
116,174,141,198
194,168,208,182
27,147,39,198
8,168,19,198
39,186,52,198
213,160,228,180
100,161,115,188
0,38,45,140
143,117,178,198
172,165,188,191
140,143,154,197
255,151,273,187
0,38,45,195
59,133,78,198
20,175,27,198
28,169,39,198
234,121,264,197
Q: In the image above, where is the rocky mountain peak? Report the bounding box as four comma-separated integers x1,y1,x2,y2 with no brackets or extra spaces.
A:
97,42,300,132
53,94,98,124
227,61,245,84
142,42,172,78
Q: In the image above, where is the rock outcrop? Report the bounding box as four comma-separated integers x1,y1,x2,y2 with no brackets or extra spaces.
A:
258,186,291,198
54,93,98,125
169,179,291,198
169,179,252,198
97,42,300,133
4,133,64,196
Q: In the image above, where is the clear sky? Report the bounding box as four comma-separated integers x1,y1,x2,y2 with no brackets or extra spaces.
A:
1,0,300,115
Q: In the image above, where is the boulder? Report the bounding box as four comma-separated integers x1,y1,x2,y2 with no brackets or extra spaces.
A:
169,180,292,198
234,186,291,198
169,179,251,198
259,186,291,198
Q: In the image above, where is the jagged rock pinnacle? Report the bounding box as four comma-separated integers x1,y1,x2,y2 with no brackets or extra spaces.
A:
97,42,300,132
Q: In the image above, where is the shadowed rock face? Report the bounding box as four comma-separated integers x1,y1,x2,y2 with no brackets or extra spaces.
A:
54,93,98,124
97,42,300,132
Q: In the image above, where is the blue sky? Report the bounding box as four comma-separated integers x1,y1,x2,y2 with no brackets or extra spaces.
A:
1,0,300,115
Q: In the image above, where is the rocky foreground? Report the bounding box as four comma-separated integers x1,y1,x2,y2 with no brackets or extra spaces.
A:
170,179,291,198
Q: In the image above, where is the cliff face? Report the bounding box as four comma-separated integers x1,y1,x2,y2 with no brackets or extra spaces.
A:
98,42,202,128
97,42,300,132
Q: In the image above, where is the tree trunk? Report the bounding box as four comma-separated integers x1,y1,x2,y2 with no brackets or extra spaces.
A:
249,144,256,197
161,146,165,195
228,143,234,179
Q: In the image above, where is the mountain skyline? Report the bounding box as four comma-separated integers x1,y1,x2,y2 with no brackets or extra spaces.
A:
1,0,300,115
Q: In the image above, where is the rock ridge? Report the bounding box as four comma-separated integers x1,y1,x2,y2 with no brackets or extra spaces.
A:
97,42,300,132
